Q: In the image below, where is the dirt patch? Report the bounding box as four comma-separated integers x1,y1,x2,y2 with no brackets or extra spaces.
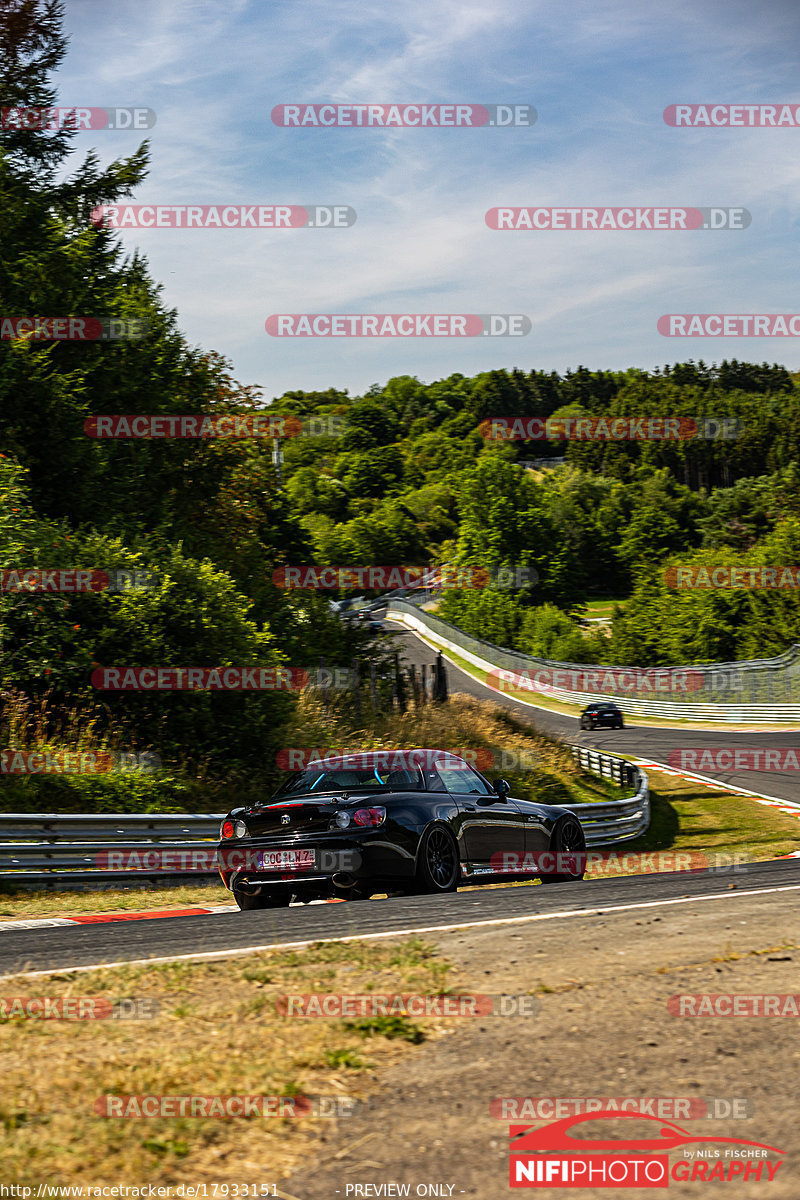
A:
287,886,799,1197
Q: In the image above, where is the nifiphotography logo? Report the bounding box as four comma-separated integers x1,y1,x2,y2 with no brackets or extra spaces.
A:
508,1111,784,1187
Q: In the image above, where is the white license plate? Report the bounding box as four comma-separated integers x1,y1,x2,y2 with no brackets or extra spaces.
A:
258,848,315,871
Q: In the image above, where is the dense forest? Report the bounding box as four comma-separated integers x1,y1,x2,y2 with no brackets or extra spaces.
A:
2,2,800,803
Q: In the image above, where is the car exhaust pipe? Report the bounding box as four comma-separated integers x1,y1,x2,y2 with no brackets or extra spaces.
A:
230,869,263,894
332,871,357,889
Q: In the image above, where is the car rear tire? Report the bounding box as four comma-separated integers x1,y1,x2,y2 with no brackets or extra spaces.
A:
415,824,459,893
540,815,586,883
233,885,292,911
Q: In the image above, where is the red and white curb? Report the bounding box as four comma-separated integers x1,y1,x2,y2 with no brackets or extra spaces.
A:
0,898,345,933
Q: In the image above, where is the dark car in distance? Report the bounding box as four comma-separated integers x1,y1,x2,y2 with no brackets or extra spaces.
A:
218,749,586,909
579,701,624,730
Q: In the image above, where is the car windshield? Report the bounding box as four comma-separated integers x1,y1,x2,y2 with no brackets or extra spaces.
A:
277,760,426,796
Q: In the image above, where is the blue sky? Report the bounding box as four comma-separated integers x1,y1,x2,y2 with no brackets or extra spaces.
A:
54,0,800,401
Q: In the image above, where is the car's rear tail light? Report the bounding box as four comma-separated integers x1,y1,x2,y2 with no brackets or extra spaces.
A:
353,807,386,827
220,820,235,838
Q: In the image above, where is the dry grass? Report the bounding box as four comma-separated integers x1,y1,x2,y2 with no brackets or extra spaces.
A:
0,685,112,755
0,937,459,1185
288,689,588,807
0,883,233,920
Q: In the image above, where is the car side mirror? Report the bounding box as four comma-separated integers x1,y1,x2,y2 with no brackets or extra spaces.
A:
493,778,510,799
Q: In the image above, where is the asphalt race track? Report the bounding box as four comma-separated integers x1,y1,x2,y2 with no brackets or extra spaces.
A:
2,619,798,980
386,621,800,804
2,859,798,977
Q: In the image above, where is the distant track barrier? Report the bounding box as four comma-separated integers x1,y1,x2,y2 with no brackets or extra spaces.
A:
386,599,800,722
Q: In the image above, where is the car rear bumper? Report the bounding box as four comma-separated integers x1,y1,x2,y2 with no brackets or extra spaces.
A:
217,831,417,893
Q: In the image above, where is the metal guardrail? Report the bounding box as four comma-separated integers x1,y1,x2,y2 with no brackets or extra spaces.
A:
0,813,224,890
568,748,650,845
386,599,800,722
0,748,648,889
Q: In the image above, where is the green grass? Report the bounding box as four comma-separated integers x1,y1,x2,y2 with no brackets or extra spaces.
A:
345,1015,426,1043
610,766,800,863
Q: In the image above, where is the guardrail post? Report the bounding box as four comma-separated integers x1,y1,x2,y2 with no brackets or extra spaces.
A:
393,653,407,714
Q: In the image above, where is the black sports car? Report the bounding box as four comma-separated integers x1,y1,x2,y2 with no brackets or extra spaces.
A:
218,749,586,909
579,701,624,730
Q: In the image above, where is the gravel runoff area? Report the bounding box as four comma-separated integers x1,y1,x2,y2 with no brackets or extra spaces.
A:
287,883,799,1198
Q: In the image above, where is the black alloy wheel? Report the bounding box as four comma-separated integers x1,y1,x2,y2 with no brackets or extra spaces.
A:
540,815,586,883
416,825,459,893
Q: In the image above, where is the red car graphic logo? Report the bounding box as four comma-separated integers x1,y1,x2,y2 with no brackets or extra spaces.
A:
510,1110,783,1155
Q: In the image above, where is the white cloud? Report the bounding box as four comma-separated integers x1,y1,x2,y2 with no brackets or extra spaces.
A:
49,0,800,394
